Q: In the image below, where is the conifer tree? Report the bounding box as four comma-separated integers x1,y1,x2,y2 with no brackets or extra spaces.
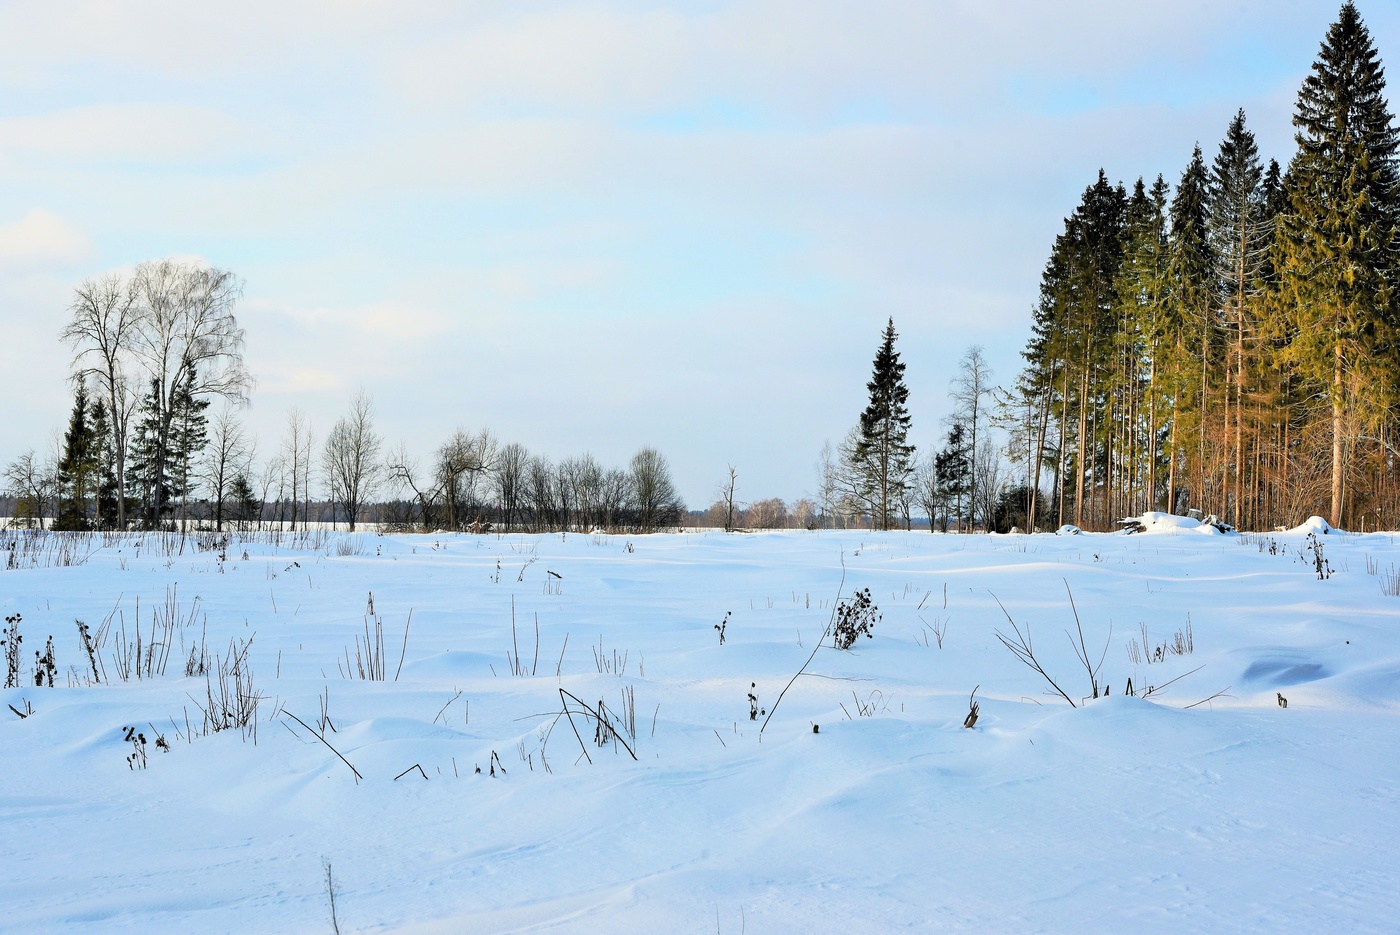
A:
168,361,210,527
1276,0,1400,527
127,378,172,528
228,472,261,529
1166,144,1215,513
853,318,915,530
1112,175,1171,515
1017,225,1075,523
1061,171,1126,526
54,384,98,530
1209,109,1268,526
934,423,970,532
88,399,119,530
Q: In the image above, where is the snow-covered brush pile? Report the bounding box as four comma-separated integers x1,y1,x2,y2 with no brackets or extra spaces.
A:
1,526,1398,933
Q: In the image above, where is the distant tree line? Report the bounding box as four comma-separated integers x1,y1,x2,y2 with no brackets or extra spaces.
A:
4,259,685,535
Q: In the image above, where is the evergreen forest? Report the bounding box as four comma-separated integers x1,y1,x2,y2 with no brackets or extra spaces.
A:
1006,2,1400,531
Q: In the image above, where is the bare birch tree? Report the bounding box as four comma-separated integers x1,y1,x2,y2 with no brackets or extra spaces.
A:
323,390,382,532
204,407,253,532
950,345,993,530
282,408,313,531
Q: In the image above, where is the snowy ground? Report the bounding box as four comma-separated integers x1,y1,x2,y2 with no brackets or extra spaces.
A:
1,523,1398,934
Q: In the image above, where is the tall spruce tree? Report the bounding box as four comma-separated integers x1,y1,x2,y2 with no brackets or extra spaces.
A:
168,361,210,528
934,422,970,532
54,384,98,531
1166,144,1215,513
1060,172,1126,527
1112,175,1171,516
88,399,119,530
1209,109,1268,527
1276,0,1400,527
1018,223,1075,524
853,318,916,530
127,378,172,528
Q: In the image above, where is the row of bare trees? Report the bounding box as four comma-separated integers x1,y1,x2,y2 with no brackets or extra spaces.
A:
383,431,684,533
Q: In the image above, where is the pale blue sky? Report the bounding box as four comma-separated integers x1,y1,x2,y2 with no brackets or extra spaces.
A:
1,1,1395,507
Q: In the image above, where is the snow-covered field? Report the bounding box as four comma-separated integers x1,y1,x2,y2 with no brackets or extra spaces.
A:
2,523,1398,934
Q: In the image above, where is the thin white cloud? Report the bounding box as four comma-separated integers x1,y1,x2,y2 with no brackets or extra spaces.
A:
0,103,262,169
0,209,92,265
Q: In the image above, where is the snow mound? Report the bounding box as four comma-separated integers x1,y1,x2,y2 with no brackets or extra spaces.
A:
1056,524,1081,535
1120,511,1221,535
1290,515,1334,535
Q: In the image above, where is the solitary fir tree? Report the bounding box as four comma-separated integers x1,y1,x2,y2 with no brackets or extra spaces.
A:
1276,0,1400,528
854,318,916,530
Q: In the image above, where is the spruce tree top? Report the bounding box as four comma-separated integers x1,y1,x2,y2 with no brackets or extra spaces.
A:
1296,2,1398,175
859,318,911,439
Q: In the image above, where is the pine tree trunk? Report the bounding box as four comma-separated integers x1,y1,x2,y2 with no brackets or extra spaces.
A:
1147,354,1158,511
1030,383,1051,531
1074,369,1088,527
1168,402,1178,514
1057,371,1070,527
1332,343,1344,528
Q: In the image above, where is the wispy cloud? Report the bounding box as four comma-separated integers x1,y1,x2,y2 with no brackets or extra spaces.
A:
0,209,91,265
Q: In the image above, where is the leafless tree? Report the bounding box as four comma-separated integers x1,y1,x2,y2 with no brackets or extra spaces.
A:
384,444,440,530
717,465,740,532
816,440,841,529
493,442,530,531
282,408,314,531
912,454,942,532
323,390,382,532
564,455,587,530
972,439,1005,531
257,456,283,531
571,453,605,530
599,467,632,531
436,429,496,530
949,345,993,530
746,497,787,530
3,450,57,529
835,426,876,527
896,478,915,530
204,407,253,532
525,454,556,531
60,273,142,529
630,447,682,532
790,497,817,530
